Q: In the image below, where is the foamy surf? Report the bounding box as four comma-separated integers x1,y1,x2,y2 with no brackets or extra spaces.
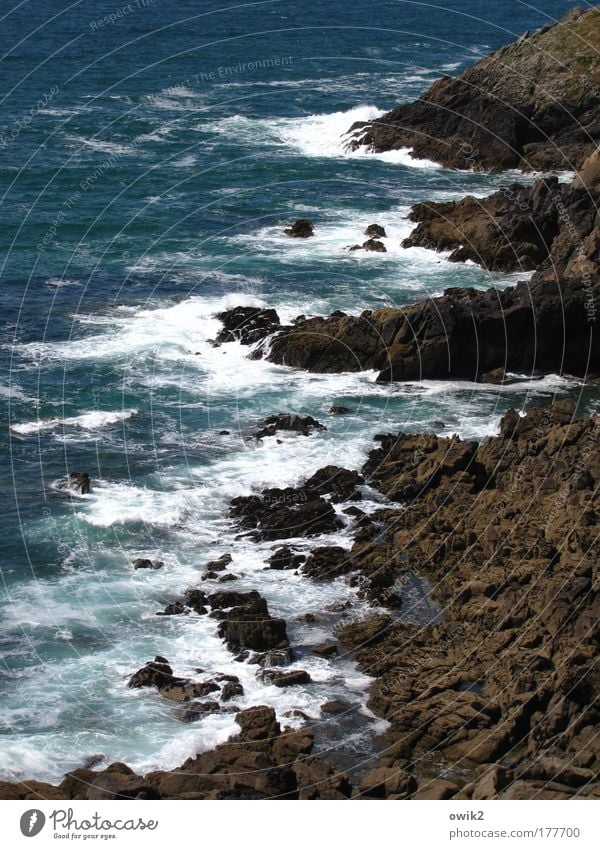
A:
11,409,138,436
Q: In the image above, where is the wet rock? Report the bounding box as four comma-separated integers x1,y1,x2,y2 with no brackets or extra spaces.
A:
304,465,364,502
267,546,306,571
215,307,280,346
204,553,232,572
230,486,343,541
320,699,354,715
329,405,351,415
258,669,312,687
284,218,314,238
213,592,289,654
255,413,326,439
178,701,221,722
221,681,244,701
132,558,164,570
310,642,338,658
364,224,386,238
349,239,387,252
302,546,354,581
56,472,91,495
128,658,183,690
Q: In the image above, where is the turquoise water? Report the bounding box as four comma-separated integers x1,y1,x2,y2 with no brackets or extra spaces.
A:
0,0,595,782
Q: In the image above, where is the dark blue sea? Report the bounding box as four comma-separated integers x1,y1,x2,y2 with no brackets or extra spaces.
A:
0,0,595,781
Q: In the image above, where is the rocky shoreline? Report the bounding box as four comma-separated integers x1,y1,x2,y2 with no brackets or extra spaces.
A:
2,5,599,802
2,399,598,799
345,6,600,172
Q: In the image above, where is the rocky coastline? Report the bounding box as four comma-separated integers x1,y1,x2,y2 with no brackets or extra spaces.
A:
345,6,600,172
2,400,598,800
2,6,599,802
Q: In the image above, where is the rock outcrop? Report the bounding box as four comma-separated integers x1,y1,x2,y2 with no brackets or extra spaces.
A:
337,401,600,799
402,160,600,274
0,707,351,800
345,6,600,171
284,219,314,238
266,275,598,381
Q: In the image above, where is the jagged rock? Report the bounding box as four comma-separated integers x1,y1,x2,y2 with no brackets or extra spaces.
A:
302,546,354,581
349,238,387,252
221,681,244,701
345,7,600,171
128,658,182,690
254,413,326,439
56,472,91,495
258,669,312,687
284,219,314,238
178,701,221,722
267,271,599,382
215,307,280,346
204,553,232,571
250,648,293,667
213,592,289,653
402,173,600,275
329,405,351,415
267,546,306,570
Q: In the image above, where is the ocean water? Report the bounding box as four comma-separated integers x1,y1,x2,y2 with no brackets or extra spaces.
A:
0,0,596,783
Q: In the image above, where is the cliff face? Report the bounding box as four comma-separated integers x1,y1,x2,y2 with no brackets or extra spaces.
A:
346,6,600,171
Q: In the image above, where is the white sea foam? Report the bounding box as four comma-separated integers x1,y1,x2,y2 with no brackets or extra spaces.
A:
11,409,138,435
203,106,443,168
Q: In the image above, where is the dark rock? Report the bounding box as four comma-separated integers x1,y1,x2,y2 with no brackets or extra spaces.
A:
221,681,244,701
255,413,326,439
364,224,386,238
267,268,599,382
56,472,91,495
310,642,338,658
212,592,289,654
128,658,183,690
204,553,232,571
284,218,314,238
329,405,351,415
302,546,354,581
215,307,280,346
267,546,306,571
250,648,293,667
320,699,354,715
258,669,312,687
178,701,221,722
344,7,600,172
132,558,164,570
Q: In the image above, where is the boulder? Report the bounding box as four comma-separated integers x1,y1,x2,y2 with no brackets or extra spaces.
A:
258,669,312,687
254,413,326,439
284,219,314,238
215,307,280,346
132,558,164,570
364,224,386,237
